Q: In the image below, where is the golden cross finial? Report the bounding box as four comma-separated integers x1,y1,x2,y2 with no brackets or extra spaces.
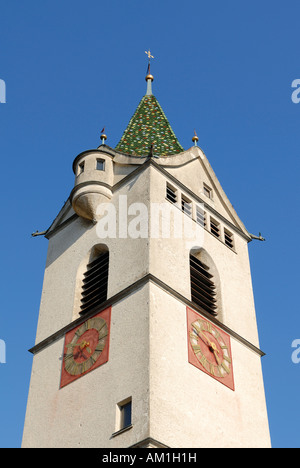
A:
145,49,154,88
145,49,154,61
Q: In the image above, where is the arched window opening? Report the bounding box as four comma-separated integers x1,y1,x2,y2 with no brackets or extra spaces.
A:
80,247,109,315
190,253,218,317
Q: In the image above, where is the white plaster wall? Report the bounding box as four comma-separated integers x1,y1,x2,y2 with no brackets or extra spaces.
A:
22,285,151,448
148,283,271,448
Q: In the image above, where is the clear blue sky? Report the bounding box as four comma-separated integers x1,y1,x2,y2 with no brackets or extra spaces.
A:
1,0,300,448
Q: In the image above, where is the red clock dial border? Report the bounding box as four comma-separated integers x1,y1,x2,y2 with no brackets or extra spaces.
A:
187,306,235,391
60,307,111,388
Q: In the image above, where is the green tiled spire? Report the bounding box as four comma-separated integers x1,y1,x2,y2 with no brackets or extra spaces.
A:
115,86,184,157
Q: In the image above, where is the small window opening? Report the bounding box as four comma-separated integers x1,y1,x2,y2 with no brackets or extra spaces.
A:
196,206,206,227
96,159,105,171
120,400,132,429
210,218,220,238
78,161,85,175
166,184,177,204
181,195,192,217
203,184,212,199
224,229,234,249
114,397,132,435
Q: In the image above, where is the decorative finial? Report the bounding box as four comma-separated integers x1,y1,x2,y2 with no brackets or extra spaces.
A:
145,50,154,75
100,127,107,145
192,129,199,146
145,50,154,95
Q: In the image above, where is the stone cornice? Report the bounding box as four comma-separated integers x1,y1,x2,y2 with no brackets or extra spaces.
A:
29,272,265,358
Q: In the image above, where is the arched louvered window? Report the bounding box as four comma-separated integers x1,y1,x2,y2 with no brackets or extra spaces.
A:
190,253,218,316
80,250,109,315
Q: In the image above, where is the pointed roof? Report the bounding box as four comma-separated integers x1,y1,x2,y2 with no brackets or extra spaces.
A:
115,80,184,157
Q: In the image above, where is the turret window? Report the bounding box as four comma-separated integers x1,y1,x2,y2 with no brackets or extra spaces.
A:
80,250,109,315
78,161,85,175
96,159,105,171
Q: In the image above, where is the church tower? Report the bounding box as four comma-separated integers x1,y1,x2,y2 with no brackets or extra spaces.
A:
22,57,271,448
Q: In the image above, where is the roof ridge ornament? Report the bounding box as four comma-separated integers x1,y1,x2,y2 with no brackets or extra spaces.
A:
100,127,107,145
192,129,199,146
145,49,154,95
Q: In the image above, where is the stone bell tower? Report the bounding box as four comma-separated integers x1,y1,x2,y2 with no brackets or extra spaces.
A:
22,58,271,448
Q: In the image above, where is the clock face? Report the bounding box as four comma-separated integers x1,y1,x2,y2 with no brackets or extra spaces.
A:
60,307,111,388
187,307,234,390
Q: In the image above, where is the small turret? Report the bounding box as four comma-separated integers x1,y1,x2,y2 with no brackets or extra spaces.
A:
70,132,113,222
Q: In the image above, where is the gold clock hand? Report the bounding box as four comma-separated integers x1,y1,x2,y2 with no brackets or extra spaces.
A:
209,341,219,354
192,327,219,354
192,327,211,347
212,348,221,365
66,340,91,354
79,340,90,349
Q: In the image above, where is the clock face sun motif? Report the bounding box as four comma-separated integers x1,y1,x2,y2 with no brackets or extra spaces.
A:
187,307,234,391
60,307,111,388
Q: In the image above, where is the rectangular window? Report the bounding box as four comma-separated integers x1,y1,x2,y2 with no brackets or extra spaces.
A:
80,251,109,315
224,228,234,249
120,400,132,429
166,184,177,204
181,195,192,217
210,218,220,238
203,184,212,199
114,397,132,435
196,206,206,227
96,159,105,171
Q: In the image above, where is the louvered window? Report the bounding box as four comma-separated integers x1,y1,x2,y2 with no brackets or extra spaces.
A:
210,218,220,238
190,254,217,316
166,184,177,204
224,229,234,249
196,206,206,227
182,195,192,217
80,251,109,315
